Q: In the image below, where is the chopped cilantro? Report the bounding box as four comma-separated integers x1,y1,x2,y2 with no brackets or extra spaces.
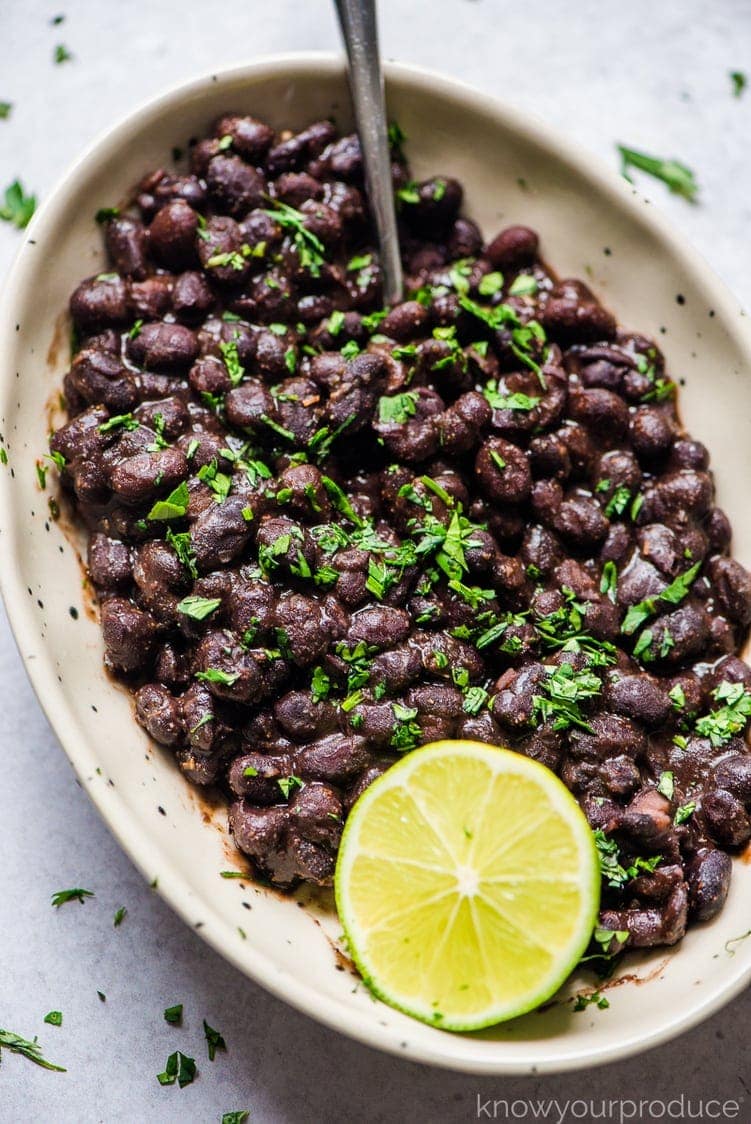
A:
656,771,675,800
54,44,73,64
157,1050,196,1088
0,1028,66,1072
695,680,751,746
262,198,326,276
600,560,618,601
98,412,139,434
674,801,696,825
478,271,504,297
219,339,244,386
532,663,601,732
508,273,538,297
621,562,701,636
195,668,239,687
617,145,698,202
0,180,37,229
177,595,221,621
593,830,661,888
482,382,539,412
147,481,189,522
164,1004,183,1025
51,888,94,908
311,666,331,702
43,1011,62,1027
730,70,747,97
113,906,127,927
277,775,303,798
95,206,119,223
203,1020,226,1061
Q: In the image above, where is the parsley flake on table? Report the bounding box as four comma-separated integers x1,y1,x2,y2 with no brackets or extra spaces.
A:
617,145,698,202
0,179,36,229
164,1004,183,1025
222,1114,250,1124
54,44,73,64
730,70,747,97
0,1028,66,1071
203,1020,226,1061
113,906,127,927
43,1011,62,1027
157,1050,196,1088
0,102,12,119
51,887,94,908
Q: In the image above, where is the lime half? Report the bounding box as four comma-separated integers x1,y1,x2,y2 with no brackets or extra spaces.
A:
335,740,600,1030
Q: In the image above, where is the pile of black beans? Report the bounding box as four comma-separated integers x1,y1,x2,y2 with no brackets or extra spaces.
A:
50,111,751,953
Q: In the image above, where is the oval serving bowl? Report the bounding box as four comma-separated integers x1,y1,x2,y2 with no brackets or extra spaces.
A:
2,55,751,1075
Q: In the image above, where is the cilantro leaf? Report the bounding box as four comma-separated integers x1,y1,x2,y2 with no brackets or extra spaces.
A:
157,1050,196,1088
147,481,190,521
617,145,698,202
0,179,36,229
0,1028,66,1072
164,1004,183,1025
177,595,222,621
51,887,94,908
203,1020,226,1061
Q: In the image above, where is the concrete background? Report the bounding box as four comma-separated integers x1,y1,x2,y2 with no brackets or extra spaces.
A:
1,1,750,1120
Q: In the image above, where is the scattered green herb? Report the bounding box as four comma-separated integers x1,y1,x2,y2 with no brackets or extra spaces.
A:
51,888,94,908
617,145,698,202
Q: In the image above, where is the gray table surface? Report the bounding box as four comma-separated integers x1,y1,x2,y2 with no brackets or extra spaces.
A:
2,1,751,1120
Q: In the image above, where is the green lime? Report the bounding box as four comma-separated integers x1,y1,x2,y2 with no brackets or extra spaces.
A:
335,739,600,1030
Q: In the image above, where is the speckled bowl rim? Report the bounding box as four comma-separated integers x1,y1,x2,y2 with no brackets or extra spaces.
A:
2,54,751,1075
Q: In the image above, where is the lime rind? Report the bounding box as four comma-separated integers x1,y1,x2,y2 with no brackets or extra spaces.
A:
335,740,601,1032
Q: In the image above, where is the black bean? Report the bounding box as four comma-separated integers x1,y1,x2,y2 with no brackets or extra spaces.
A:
206,154,267,217
702,789,751,847
685,848,732,921
148,200,200,270
105,215,149,279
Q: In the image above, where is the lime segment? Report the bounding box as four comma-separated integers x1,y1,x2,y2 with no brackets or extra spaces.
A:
335,740,600,1030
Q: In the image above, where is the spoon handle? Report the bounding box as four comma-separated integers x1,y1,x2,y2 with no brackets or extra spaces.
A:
334,0,403,305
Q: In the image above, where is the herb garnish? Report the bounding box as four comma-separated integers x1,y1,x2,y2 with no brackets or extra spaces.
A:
532,663,602,732
617,145,698,202
51,887,94,908
147,481,190,521
573,991,610,1011
730,70,747,97
593,830,661,888
157,1050,196,1088
0,1028,66,1072
113,906,127,927
177,595,222,621
203,1020,226,1061
196,668,239,687
164,1004,183,1025
0,180,36,229
262,198,326,276
43,1011,62,1027
54,44,73,64
695,680,751,746
621,562,702,636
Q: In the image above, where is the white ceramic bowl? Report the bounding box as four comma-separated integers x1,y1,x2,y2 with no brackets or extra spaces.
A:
2,55,751,1075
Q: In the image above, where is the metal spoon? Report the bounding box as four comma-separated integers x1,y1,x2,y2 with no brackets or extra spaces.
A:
334,0,403,305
